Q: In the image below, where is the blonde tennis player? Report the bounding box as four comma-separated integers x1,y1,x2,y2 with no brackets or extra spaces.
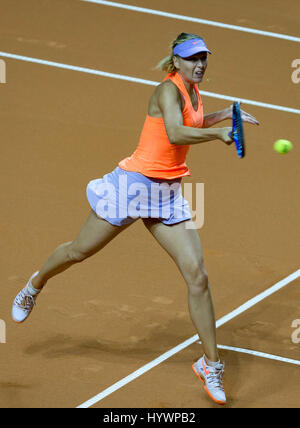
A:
12,32,259,405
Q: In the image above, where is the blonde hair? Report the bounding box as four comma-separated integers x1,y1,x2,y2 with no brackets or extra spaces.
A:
155,32,204,74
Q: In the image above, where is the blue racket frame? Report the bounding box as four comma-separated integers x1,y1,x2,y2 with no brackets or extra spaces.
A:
229,101,245,158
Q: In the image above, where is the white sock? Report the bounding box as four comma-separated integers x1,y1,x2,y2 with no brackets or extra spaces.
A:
26,276,41,296
204,355,221,368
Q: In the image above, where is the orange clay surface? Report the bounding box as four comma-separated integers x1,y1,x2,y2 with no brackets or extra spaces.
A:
0,0,299,408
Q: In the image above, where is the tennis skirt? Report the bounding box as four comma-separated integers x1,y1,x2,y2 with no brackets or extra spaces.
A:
86,166,192,226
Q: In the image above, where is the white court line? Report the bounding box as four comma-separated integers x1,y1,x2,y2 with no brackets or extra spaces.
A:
81,0,300,43
76,269,300,408
1,51,300,115
215,344,300,366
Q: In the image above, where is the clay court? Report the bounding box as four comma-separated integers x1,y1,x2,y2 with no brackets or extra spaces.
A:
0,0,299,408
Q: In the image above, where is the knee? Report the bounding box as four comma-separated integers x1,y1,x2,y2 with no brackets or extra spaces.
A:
189,271,209,296
183,259,209,295
65,241,88,263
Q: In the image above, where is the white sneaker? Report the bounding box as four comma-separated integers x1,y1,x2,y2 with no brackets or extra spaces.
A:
12,272,40,323
192,355,226,405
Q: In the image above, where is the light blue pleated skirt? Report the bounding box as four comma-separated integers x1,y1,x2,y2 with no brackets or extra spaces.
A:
86,166,192,227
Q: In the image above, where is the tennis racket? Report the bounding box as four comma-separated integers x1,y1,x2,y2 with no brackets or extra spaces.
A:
229,101,245,158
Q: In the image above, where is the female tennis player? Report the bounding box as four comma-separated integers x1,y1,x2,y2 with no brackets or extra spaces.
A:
12,32,259,405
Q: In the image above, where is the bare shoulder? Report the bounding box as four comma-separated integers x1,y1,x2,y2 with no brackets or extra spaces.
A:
157,79,181,100
148,79,182,116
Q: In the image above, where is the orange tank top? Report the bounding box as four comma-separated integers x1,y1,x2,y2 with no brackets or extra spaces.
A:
118,72,204,179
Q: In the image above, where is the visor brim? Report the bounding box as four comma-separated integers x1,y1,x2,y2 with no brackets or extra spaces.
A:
176,47,212,58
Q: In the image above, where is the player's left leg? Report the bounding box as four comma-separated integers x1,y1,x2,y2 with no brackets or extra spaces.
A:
142,218,226,405
142,217,219,362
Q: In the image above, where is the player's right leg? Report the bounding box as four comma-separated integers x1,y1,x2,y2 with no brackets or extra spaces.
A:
12,210,131,323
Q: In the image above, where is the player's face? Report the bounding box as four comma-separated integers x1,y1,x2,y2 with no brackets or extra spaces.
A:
174,52,208,84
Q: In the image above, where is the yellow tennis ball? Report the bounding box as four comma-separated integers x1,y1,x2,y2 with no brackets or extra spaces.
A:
273,139,293,154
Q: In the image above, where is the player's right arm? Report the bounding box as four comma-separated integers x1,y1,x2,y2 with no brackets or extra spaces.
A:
157,81,233,146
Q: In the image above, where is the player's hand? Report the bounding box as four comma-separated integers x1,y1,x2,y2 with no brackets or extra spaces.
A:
228,103,259,125
241,108,259,125
219,127,234,145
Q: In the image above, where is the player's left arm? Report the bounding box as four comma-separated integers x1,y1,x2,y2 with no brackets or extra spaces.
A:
203,105,259,128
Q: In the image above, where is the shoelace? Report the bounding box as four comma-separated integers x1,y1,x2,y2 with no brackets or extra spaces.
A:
206,367,225,390
15,290,36,311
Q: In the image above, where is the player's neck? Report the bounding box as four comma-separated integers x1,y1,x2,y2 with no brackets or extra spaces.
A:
178,72,195,95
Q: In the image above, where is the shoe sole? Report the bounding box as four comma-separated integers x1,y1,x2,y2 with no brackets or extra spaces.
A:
192,363,226,406
12,311,30,323
12,306,33,324
12,318,27,324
